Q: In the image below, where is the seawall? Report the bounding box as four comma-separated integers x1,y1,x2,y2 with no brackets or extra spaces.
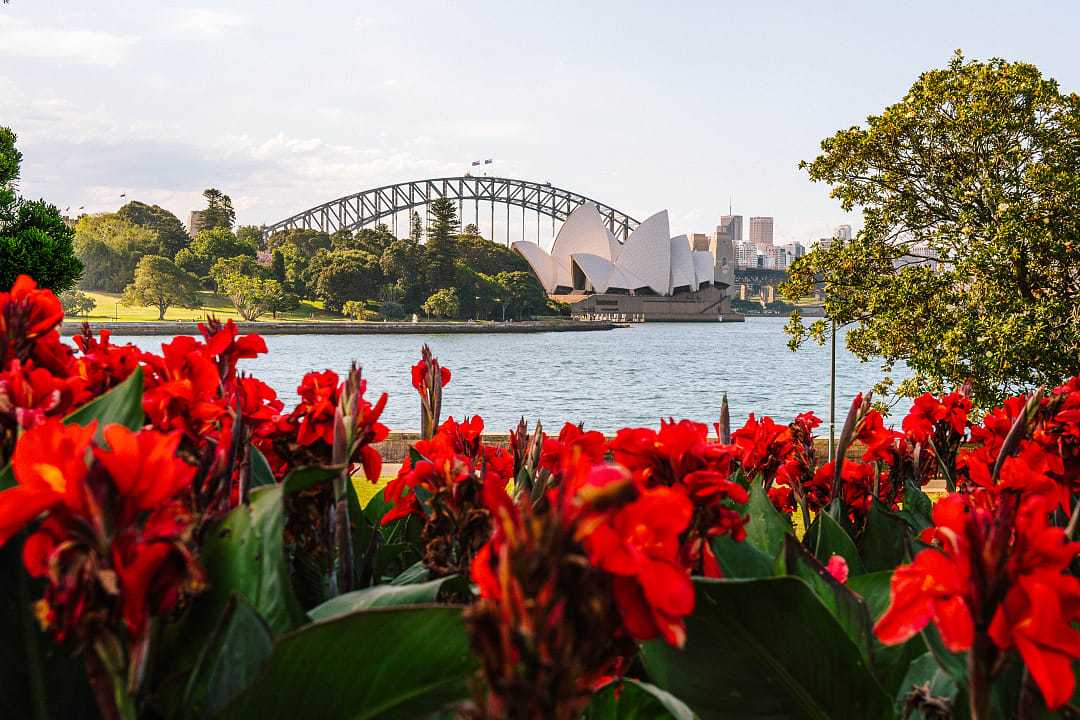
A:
60,319,623,336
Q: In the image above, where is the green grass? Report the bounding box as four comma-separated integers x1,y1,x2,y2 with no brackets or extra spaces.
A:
71,290,344,323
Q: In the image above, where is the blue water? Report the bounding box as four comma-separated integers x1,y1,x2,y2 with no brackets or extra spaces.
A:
102,318,910,434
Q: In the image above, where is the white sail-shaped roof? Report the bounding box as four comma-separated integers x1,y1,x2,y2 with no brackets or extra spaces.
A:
692,251,715,288
669,235,696,291
551,204,613,264
614,210,671,295
512,241,559,292
571,253,648,294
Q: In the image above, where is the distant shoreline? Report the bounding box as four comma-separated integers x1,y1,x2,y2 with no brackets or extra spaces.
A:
59,319,624,336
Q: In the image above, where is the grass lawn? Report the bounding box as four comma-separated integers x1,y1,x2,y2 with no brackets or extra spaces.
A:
71,291,344,323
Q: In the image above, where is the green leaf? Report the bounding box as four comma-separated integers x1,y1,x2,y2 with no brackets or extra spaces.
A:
640,577,893,720
281,464,342,494
219,606,476,720
860,500,910,573
248,447,276,489
180,595,274,720
743,482,791,559
892,652,958,719
64,366,145,436
803,510,867,576
390,560,433,586
710,535,775,579
308,576,468,621
846,572,929,697
782,535,874,662
0,464,12,491
920,625,967,685
586,678,698,720
198,485,306,634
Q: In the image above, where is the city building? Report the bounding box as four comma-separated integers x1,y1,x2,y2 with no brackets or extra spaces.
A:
749,216,774,247
834,224,852,242
781,241,806,260
716,215,743,247
735,241,758,268
189,210,208,238
512,204,739,321
689,232,710,252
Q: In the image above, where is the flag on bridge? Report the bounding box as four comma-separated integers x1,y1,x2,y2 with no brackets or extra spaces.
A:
484,159,493,164
471,160,481,166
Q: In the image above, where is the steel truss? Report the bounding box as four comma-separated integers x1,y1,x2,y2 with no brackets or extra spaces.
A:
261,176,640,241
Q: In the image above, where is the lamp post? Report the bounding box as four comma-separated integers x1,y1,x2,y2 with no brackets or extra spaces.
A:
828,319,836,461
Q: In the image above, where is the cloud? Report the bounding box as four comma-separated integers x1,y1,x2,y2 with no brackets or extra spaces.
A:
353,16,375,30
0,15,136,66
174,8,246,36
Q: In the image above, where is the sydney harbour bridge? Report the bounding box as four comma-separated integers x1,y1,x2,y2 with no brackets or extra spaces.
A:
261,176,640,244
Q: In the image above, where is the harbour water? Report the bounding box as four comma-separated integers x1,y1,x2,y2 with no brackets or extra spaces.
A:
104,318,911,433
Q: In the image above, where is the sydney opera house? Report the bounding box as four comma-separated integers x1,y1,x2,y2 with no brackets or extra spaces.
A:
512,204,741,322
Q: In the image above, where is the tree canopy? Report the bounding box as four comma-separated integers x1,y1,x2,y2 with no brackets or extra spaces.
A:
0,127,82,291
121,255,200,320
74,213,158,292
782,52,1080,408
116,201,190,258
175,227,257,279
199,188,236,231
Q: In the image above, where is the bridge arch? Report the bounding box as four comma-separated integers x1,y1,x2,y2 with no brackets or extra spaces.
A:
261,176,640,243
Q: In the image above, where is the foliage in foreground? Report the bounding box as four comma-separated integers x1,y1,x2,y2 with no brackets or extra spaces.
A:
783,52,1080,409
0,274,1078,719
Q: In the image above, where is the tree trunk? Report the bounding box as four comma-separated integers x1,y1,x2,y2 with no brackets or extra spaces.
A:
158,304,166,320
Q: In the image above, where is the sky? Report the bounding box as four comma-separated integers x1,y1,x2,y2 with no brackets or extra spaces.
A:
2,0,1079,245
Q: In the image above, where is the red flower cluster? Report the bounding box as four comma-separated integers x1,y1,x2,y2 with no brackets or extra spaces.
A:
383,416,511,576
0,420,204,646
256,367,388,481
769,412,824,514
875,491,1080,709
610,419,749,578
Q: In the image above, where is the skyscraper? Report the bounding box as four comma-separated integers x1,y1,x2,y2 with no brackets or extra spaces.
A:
749,217,774,247
716,215,743,247
834,224,852,242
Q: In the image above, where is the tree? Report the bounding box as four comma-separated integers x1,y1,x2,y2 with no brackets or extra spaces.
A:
270,249,287,283
0,127,82,291
210,254,265,291
175,227,256,279
217,273,284,322
455,232,531,276
422,287,460,319
58,288,96,317
309,248,383,313
423,198,460,291
121,255,200,320
199,188,235,231
341,300,373,321
495,270,549,319
236,225,263,251
116,201,190,258
266,228,330,256
408,211,423,243
332,225,394,256
380,238,426,311
74,213,158,291
782,53,1080,408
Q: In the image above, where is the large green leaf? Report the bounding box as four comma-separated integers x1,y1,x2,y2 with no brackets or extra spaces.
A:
198,485,306,634
219,606,476,720
180,595,273,720
847,571,928,697
782,535,874,661
308,576,468,621
641,577,893,720
710,535,775,579
282,465,342,494
64,366,145,436
803,510,867,576
586,678,698,720
743,482,791,559
860,500,910,573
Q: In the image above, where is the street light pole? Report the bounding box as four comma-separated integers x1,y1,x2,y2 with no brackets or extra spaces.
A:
828,319,836,461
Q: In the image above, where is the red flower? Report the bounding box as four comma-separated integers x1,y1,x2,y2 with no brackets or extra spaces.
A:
875,492,1080,710
292,369,340,447
0,420,96,544
0,275,73,375
411,357,451,393
826,555,849,584
92,424,195,524
71,328,142,397
731,413,792,483
585,485,695,646
0,360,85,428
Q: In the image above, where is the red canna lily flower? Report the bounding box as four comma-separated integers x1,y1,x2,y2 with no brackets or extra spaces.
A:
0,420,96,545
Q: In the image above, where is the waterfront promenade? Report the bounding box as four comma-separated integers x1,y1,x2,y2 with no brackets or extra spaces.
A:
60,319,621,336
